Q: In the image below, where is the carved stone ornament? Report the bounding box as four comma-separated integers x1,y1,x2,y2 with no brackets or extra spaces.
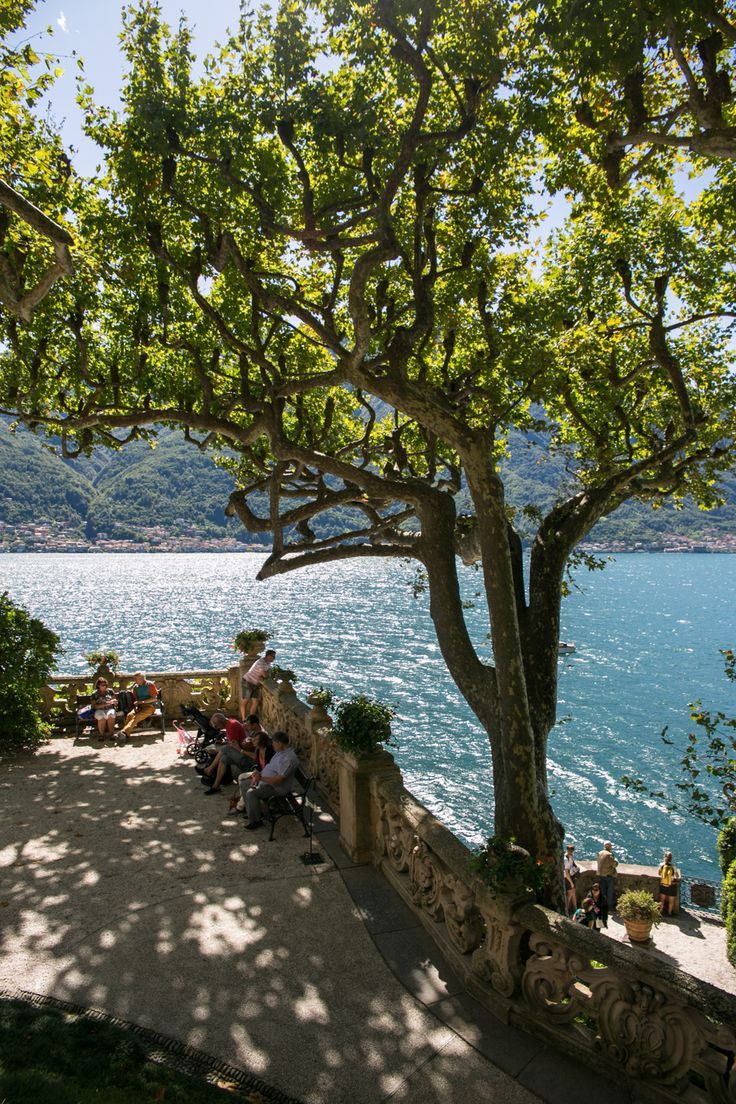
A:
591,977,703,1084
375,793,414,872
521,934,594,1024
410,841,444,920
471,902,525,997
441,872,484,955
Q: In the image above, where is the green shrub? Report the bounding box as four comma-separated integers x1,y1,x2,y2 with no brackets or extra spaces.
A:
470,836,550,899
233,629,270,653
0,593,61,754
718,818,736,878
308,685,334,710
269,665,296,683
616,889,662,926
723,859,736,966
332,694,395,756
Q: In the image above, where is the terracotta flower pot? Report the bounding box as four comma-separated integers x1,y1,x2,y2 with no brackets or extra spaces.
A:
624,918,653,943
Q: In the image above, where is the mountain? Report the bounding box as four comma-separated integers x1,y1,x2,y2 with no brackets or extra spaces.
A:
0,419,733,550
0,422,93,530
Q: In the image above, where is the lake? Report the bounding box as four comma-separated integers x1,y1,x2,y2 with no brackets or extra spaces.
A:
2,551,734,879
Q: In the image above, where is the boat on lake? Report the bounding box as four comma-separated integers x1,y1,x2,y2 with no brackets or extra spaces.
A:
558,641,576,654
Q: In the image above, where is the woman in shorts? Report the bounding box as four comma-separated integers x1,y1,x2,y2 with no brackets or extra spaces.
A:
91,677,118,739
658,851,680,915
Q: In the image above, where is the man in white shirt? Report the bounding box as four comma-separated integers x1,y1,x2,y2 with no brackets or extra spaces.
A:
243,731,299,830
240,649,276,720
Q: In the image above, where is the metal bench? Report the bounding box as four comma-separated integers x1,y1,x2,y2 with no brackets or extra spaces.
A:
265,767,313,842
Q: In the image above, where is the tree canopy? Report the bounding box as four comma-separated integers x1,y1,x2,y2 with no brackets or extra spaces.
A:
0,1,75,321
1,0,735,900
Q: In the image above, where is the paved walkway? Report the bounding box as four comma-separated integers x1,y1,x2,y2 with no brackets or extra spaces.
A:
0,735,728,1103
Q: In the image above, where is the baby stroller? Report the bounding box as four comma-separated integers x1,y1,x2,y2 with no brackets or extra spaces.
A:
175,704,224,764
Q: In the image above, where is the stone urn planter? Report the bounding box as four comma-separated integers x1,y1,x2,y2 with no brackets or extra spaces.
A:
234,629,271,670
331,694,398,863
617,889,662,945
336,746,400,863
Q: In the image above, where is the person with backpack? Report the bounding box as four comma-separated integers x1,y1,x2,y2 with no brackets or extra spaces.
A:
658,851,681,916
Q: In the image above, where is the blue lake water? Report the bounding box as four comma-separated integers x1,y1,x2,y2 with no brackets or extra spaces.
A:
2,551,734,879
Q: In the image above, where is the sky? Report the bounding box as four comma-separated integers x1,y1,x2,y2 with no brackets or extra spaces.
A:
13,0,245,175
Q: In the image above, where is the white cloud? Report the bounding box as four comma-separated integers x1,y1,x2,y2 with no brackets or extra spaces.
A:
57,11,68,33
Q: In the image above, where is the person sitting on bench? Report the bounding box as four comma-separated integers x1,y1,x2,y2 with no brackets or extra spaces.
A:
200,713,256,794
91,677,118,739
242,731,299,830
119,672,158,740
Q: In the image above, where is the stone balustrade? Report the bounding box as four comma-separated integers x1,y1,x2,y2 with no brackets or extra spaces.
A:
42,664,735,1101
43,667,241,725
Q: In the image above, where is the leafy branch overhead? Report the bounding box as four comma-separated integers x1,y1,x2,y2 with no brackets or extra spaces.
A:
0,2,75,320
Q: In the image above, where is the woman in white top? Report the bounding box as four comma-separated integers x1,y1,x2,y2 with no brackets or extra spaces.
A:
90,677,118,739
564,843,581,915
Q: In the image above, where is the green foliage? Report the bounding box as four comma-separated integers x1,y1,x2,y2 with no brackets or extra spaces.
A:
621,649,736,830
331,694,395,757
0,996,255,1103
723,860,736,967
84,650,120,671
718,819,736,880
0,592,60,754
308,685,334,710
269,665,296,683
470,836,551,900
616,890,663,926
233,629,270,652
0,421,92,530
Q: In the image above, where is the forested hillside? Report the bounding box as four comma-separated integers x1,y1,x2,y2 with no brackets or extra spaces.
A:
1,420,733,550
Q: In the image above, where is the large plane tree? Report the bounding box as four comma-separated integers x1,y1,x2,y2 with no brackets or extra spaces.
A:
2,0,735,900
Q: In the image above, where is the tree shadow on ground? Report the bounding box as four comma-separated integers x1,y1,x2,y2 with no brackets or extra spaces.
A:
0,739,456,1104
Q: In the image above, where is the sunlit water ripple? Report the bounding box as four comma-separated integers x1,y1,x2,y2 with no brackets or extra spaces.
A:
2,551,733,880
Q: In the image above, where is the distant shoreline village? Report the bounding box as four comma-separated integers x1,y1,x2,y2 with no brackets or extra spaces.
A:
2,520,735,554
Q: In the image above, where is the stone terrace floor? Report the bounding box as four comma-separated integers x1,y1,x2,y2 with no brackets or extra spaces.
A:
0,734,732,1103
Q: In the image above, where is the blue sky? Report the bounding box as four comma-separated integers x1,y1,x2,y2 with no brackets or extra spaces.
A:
14,0,244,174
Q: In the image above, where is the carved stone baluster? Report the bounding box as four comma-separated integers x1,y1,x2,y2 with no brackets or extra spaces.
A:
471,891,527,998
441,873,484,955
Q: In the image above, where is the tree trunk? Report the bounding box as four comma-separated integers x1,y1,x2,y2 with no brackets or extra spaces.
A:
418,475,565,907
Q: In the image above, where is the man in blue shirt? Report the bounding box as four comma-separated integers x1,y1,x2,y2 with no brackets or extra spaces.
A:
243,731,299,830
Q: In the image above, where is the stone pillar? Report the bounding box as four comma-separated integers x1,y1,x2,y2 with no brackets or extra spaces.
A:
337,748,402,864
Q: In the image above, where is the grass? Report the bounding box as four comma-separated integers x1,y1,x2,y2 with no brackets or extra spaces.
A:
0,998,273,1104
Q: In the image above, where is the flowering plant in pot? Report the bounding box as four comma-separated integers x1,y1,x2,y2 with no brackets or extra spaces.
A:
85,650,120,672
233,629,270,654
332,694,395,757
617,889,662,943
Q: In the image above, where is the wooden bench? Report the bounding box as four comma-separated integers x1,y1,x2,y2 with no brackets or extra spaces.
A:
265,767,314,842
75,691,166,739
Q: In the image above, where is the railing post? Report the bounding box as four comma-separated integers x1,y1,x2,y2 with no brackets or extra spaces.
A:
337,748,402,864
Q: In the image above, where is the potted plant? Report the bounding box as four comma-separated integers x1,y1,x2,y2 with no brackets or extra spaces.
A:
85,650,121,673
617,889,662,943
233,629,270,654
332,694,395,758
